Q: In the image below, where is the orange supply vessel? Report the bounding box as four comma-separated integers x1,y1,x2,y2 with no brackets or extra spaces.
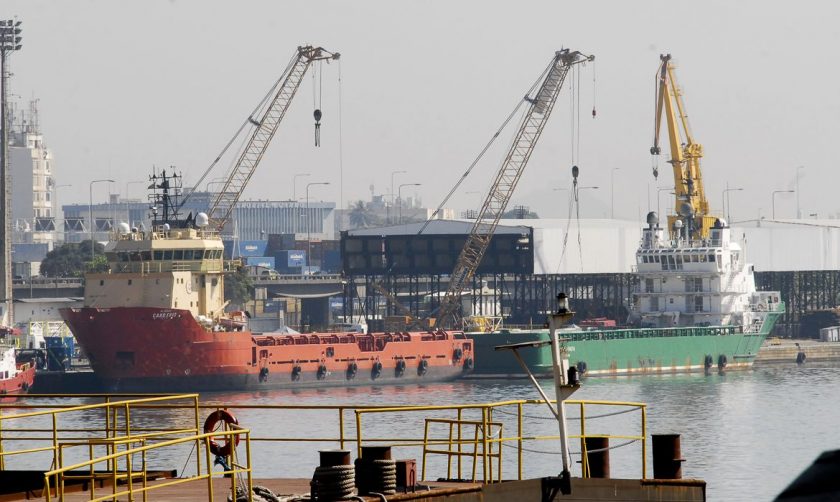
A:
61,171,473,392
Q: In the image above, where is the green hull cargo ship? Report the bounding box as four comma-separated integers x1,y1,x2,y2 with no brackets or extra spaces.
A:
467,216,784,376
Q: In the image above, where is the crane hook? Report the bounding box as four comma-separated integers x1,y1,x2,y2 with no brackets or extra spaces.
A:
313,109,322,147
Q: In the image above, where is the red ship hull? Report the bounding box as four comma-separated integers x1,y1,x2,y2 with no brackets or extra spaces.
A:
0,363,35,402
60,307,474,392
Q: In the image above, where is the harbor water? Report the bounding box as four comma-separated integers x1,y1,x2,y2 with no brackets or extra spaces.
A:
6,362,838,501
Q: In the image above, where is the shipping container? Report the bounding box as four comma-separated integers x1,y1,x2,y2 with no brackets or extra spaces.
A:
245,256,276,269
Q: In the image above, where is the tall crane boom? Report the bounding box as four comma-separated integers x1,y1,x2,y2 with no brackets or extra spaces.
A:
650,54,715,239
207,45,339,231
437,49,593,327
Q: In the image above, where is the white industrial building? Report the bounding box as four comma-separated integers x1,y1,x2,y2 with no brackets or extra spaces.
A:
493,217,840,274
9,100,57,246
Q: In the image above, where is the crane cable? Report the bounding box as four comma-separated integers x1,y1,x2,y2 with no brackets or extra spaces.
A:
179,51,301,210
418,58,557,234
338,58,344,215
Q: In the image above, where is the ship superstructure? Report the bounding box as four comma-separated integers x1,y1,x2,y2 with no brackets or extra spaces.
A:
631,215,780,330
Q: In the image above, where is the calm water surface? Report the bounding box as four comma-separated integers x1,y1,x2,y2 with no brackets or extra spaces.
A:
7,363,838,501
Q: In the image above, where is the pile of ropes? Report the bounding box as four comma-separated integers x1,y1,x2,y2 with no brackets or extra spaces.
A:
312,463,356,500
355,458,397,496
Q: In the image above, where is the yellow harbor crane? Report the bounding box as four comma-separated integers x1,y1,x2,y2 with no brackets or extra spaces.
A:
651,54,717,240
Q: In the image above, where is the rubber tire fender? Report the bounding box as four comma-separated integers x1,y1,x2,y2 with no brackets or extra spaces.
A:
371,360,383,380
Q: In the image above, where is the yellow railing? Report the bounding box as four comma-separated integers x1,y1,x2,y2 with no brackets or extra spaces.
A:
353,399,647,483
2,395,646,495
42,427,252,502
0,394,201,475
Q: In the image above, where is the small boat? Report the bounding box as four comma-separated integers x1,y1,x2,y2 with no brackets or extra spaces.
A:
0,345,35,401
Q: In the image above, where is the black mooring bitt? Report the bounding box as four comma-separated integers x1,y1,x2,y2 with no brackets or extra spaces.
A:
541,470,572,501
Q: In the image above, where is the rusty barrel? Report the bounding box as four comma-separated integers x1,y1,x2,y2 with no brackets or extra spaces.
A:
360,446,393,461
652,434,685,479
319,449,352,467
584,437,610,478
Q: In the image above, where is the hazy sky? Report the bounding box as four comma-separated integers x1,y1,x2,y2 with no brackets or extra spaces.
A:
6,1,840,222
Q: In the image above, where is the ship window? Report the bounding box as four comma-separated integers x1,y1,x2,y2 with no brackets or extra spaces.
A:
99,280,104,286
212,278,218,287
215,250,223,259
695,296,704,312
119,252,129,262
164,250,173,260
154,250,163,260
141,251,151,261
128,279,132,285
708,254,715,263
326,347,335,357
174,250,184,260
669,298,674,304
645,279,654,293
650,297,659,310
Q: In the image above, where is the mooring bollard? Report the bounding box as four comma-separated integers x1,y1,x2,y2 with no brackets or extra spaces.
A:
356,446,397,495
584,437,610,478
652,434,685,479
313,450,355,501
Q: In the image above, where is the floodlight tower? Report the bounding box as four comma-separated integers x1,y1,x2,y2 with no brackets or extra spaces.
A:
0,19,22,326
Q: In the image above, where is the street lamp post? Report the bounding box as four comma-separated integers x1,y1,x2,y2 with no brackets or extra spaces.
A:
89,179,114,259
796,166,805,219
390,170,407,224
293,173,310,200
722,184,744,223
772,190,795,220
610,168,620,219
305,181,330,270
1,19,23,325
398,183,421,224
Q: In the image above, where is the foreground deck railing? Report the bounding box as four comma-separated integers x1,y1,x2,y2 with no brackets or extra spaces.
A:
1,394,646,499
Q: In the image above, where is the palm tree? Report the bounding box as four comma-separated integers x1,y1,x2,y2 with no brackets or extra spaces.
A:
348,200,376,228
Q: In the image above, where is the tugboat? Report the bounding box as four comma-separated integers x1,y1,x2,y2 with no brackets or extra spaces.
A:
60,170,473,392
0,341,35,401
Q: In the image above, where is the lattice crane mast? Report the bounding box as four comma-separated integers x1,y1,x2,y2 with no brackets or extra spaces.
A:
436,49,593,327
650,54,715,240
188,45,339,232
